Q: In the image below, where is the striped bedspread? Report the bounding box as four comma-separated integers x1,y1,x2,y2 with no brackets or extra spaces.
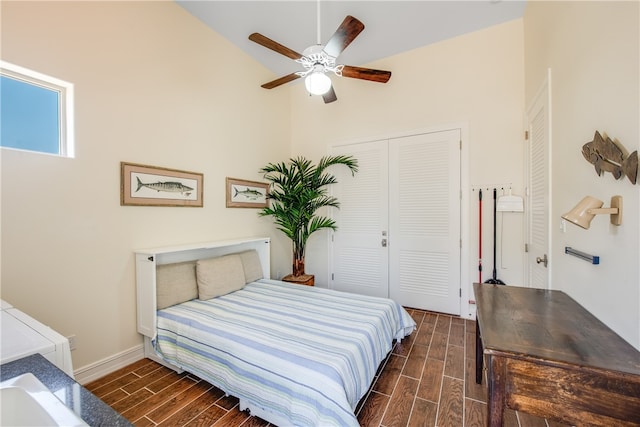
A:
154,279,416,426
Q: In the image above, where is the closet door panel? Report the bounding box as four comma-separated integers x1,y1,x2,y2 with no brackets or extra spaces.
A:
388,130,461,314
526,72,551,289
330,140,389,297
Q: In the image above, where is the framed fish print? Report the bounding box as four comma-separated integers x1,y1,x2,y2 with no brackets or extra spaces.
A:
226,177,269,208
121,162,203,207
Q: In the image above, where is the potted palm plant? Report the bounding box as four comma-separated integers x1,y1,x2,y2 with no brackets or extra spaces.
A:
259,155,358,283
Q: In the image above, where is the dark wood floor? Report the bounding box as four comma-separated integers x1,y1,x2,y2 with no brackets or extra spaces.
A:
86,308,567,426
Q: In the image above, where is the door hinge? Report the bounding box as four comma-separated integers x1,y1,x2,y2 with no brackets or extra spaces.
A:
525,130,529,140
331,273,334,280
524,243,529,252
460,239,462,248
459,140,462,150
459,288,462,297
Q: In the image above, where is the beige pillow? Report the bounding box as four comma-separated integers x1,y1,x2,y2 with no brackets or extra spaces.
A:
238,250,264,283
197,254,245,300
156,261,198,309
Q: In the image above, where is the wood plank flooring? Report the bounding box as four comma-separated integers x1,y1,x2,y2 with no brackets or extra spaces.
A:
86,308,568,426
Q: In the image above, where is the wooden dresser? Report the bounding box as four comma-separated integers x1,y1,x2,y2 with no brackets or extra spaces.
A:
474,283,640,427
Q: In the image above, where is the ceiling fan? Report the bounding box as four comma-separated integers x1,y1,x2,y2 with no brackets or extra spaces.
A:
248,13,392,104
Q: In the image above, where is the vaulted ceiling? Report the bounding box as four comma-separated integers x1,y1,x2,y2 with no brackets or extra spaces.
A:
176,1,527,79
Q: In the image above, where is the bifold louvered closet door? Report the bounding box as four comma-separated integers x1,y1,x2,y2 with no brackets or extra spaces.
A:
331,129,461,315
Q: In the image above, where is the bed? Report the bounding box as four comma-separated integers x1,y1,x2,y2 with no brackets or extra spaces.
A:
135,237,415,426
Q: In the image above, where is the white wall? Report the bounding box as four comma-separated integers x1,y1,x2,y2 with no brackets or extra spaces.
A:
0,1,292,369
290,19,526,319
3,0,637,375
524,1,639,348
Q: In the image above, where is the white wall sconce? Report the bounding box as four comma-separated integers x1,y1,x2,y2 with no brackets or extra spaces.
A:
561,195,623,229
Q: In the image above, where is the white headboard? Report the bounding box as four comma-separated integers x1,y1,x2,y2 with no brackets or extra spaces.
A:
134,237,271,338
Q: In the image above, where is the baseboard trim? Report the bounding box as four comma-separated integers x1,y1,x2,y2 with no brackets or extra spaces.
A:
74,344,144,385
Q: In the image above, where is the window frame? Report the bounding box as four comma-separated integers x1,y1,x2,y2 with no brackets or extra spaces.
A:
1,61,75,157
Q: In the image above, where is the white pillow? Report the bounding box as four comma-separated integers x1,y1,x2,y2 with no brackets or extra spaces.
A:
156,261,198,309
238,250,264,283
196,254,245,300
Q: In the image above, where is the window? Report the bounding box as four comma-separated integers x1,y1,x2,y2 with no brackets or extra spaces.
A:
1,61,74,157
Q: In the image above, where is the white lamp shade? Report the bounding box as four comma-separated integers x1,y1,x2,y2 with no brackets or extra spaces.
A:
561,196,603,229
305,72,331,95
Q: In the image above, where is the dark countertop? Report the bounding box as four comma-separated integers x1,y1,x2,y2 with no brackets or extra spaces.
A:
0,353,132,426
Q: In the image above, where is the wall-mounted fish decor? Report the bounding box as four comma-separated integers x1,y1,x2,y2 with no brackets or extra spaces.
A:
582,131,638,184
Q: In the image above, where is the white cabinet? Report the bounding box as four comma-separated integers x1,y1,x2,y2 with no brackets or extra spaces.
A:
0,300,74,378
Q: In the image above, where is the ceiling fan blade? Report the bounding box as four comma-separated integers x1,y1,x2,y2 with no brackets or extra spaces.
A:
323,15,365,58
261,73,301,89
341,65,392,83
249,33,303,60
322,86,337,104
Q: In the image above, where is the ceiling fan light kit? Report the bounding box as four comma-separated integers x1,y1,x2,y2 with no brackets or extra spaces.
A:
305,71,332,95
248,14,391,103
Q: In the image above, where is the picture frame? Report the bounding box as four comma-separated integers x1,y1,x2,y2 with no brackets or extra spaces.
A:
121,162,203,207
226,177,269,208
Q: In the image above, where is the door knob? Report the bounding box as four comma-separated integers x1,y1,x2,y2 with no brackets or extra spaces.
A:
536,254,548,267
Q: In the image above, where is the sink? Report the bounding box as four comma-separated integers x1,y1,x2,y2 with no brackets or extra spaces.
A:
0,373,88,426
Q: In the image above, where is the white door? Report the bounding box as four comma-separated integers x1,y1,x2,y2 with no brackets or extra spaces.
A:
388,130,461,314
330,129,462,314
330,140,389,297
526,70,551,289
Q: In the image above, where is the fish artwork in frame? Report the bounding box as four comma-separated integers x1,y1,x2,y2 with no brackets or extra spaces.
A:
226,177,269,208
121,162,203,207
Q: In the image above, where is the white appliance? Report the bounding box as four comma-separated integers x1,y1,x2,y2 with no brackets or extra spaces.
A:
1,300,74,378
